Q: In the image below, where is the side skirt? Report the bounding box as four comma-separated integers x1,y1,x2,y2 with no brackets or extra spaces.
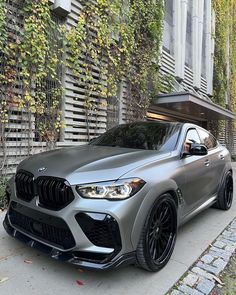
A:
178,195,217,227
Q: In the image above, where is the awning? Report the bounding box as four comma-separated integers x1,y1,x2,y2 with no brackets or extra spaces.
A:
149,92,235,122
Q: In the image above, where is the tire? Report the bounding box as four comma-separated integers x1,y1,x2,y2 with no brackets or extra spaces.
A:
136,193,177,272
214,171,233,210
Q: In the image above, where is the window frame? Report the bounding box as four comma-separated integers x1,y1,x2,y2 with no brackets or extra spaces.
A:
181,127,201,157
196,127,219,151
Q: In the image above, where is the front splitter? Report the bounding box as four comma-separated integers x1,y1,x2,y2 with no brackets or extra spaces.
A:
3,215,136,270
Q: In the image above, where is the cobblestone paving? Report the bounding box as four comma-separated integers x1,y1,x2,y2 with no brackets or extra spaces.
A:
168,218,236,295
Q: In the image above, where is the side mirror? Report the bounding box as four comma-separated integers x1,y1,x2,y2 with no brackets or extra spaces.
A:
89,137,97,144
189,143,208,156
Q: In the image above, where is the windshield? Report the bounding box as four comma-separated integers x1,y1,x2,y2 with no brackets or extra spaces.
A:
90,122,182,152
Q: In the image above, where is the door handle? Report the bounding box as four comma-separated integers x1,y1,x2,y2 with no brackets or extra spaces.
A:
220,154,225,160
204,159,210,166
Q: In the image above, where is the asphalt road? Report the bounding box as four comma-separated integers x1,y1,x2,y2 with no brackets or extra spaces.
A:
0,165,236,295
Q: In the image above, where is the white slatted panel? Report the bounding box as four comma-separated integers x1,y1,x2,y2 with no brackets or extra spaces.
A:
158,50,176,93
160,50,175,75
1,0,36,159
119,81,130,123
0,141,83,176
63,1,108,143
183,66,194,89
200,76,208,94
218,131,236,155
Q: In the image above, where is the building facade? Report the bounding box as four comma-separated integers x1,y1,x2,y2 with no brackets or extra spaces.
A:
149,0,234,126
0,0,235,175
52,0,234,137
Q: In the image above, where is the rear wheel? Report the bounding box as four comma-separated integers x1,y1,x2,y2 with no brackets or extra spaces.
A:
214,171,233,210
136,194,177,272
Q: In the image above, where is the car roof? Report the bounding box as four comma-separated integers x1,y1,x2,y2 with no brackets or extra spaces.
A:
117,121,211,134
119,121,184,127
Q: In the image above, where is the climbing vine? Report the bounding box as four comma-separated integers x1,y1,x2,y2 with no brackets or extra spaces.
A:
0,0,20,173
66,0,164,134
212,0,227,108
0,0,164,173
212,0,236,143
227,0,236,150
212,0,236,114
0,0,64,176
1,0,164,142
228,1,236,116
126,0,164,119
0,0,19,125
19,0,64,144
0,0,64,149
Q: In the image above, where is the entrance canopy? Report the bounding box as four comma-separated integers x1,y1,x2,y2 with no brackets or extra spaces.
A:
149,92,235,122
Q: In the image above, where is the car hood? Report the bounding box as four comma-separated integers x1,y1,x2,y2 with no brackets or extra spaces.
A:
18,145,171,185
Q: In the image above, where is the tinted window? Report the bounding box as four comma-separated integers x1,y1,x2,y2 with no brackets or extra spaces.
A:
197,129,218,149
185,129,201,144
90,122,181,152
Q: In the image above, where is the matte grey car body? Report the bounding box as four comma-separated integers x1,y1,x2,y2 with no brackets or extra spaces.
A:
3,122,233,271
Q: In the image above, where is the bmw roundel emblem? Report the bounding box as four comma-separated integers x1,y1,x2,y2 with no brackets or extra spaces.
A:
38,167,47,173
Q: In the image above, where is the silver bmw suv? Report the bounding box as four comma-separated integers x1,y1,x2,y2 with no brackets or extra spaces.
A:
3,122,233,272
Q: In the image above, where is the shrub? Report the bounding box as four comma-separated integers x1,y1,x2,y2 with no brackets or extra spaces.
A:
0,177,8,210
231,155,236,162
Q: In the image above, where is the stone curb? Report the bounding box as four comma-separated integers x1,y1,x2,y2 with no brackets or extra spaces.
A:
167,218,236,295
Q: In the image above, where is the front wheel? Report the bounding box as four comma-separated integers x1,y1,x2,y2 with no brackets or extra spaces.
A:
214,171,233,210
136,194,177,272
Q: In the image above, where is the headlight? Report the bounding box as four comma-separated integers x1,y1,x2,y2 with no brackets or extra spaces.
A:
76,178,145,200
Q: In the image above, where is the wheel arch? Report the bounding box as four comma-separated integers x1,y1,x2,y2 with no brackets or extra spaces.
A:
130,179,179,249
165,190,179,207
218,166,233,195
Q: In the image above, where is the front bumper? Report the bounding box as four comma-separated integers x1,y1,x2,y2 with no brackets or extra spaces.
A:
4,171,148,270
3,213,136,270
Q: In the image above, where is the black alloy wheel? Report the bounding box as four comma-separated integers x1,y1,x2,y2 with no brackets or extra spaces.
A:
214,171,234,210
136,194,177,272
225,173,233,208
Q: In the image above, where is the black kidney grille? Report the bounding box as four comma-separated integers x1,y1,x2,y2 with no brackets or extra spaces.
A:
9,207,75,249
15,171,74,210
36,177,74,210
15,171,35,202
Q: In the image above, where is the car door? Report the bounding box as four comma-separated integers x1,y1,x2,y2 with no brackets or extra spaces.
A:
181,128,212,215
197,128,226,198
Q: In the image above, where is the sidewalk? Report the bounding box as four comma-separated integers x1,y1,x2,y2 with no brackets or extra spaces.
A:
0,164,236,295
168,218,236,295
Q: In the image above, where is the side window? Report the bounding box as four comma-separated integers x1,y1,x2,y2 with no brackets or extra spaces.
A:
185,129,201,144
183,129,201,154
197,129,218,150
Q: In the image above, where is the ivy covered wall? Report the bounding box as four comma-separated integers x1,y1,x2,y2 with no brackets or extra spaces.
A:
213,0,236,113
0,0,164,176
212,0,236,145
1,0,236,177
